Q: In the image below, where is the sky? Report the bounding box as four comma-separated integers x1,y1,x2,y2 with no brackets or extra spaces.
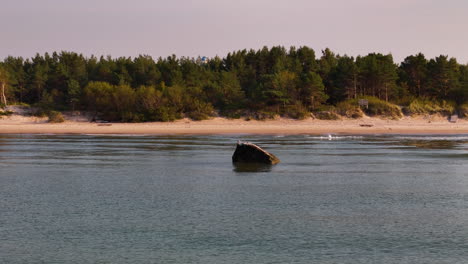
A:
1,0,467,64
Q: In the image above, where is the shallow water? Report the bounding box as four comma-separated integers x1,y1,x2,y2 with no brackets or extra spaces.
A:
1,134,467,264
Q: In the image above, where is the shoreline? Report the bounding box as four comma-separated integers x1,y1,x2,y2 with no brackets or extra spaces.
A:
1,115,468,135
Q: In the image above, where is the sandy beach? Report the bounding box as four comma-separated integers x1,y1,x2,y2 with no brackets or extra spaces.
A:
1,112,467,135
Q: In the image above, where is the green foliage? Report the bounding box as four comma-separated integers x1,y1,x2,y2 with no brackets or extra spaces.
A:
458,104,468,118
283,103,309,119
244,108,278,121
47,111,65,123
356,96,402,119
356,53,398,102
427,56,459,99
399,53,428,97
335,100,364,118
185,99,215,121
67,79,81,110
327,55,358,103
135,85,162,121
216,72,246,114
13,102,30,107
1,47,468,122
403,98,455,116
0,66,9,106
163,85,184,114
453,64,468,104
154,107,179,122
223,109,245,119
315,111,341,120
0,110,13,116
300,72,328,110
34,90,55,115
84,81,114,115
84,82,137,121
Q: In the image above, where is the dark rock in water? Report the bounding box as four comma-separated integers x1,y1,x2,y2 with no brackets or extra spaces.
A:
232,141,280,165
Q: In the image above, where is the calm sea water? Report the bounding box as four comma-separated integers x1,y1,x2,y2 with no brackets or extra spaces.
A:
1,134,467,264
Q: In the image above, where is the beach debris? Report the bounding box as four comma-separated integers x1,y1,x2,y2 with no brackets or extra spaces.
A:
449,115,458,123
358,99,369,109
232,141,280,165
359,124,374,127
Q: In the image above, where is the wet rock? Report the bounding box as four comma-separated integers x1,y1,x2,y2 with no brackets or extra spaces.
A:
232,141,280,165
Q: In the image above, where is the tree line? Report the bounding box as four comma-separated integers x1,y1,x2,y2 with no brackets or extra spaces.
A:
0,46,467,121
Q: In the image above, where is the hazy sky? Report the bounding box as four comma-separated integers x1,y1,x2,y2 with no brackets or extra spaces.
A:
1,0,467,63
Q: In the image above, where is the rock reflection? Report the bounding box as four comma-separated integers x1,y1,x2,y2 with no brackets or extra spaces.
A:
233,162,273,172
401,140,458,149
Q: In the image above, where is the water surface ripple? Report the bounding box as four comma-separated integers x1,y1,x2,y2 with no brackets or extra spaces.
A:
1,134,467,263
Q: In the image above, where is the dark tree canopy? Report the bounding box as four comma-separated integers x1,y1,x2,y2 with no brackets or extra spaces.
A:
1,47,467,121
